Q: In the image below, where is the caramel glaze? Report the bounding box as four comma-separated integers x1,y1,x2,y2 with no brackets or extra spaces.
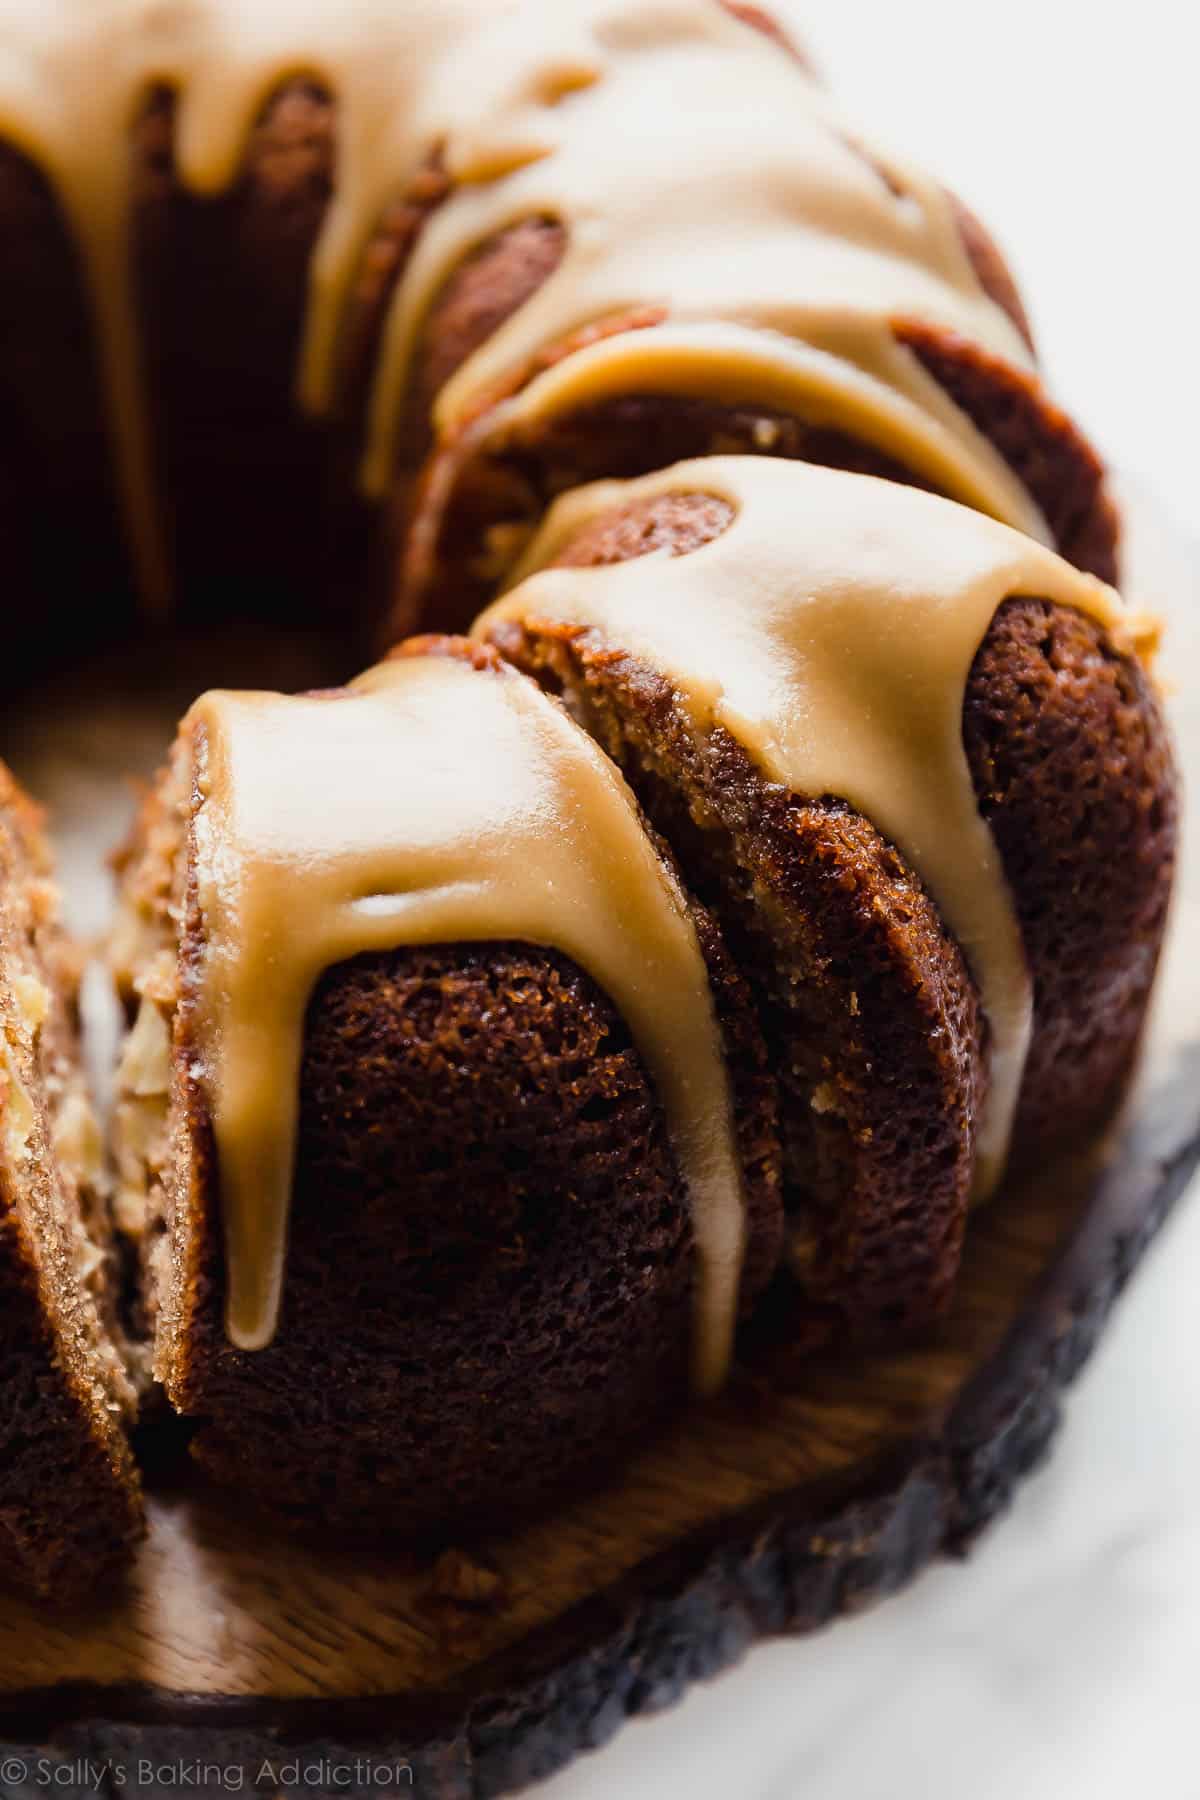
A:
0,0,1043,613
187,649,747,1393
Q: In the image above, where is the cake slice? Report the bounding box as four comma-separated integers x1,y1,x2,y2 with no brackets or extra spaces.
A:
0,764,142,1598
109,639,781,1538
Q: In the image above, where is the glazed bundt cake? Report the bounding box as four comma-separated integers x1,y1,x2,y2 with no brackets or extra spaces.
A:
0,0,1177,1595
0,767,142,1598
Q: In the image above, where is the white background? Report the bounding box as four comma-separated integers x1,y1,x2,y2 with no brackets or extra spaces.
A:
789,0,1199,541
541,5,1200,1796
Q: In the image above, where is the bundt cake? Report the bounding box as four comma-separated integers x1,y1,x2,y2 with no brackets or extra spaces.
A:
0,0,1176,1597
0,766,142,1598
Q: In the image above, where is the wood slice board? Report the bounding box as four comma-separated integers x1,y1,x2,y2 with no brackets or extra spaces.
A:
0,498,1194,1797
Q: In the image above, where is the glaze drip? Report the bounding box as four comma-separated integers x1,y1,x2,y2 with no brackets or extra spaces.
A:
188,652,746,1392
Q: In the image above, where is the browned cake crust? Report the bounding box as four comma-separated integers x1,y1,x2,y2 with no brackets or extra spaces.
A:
397,386,941,635
0,1211,141,1600
943,194,1033,350
133,641,782,1538
962,596,1177,1152
481,490,1177,1336
0,773,143,1599
0,43,1114,666
896,322,1119,583
386,159,1114,633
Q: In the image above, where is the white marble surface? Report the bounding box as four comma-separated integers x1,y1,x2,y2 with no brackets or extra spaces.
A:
538,5,1200,1796
543,1211,1200,1799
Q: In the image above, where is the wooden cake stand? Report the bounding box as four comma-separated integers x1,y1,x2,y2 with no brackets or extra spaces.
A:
0,502,1195,1797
